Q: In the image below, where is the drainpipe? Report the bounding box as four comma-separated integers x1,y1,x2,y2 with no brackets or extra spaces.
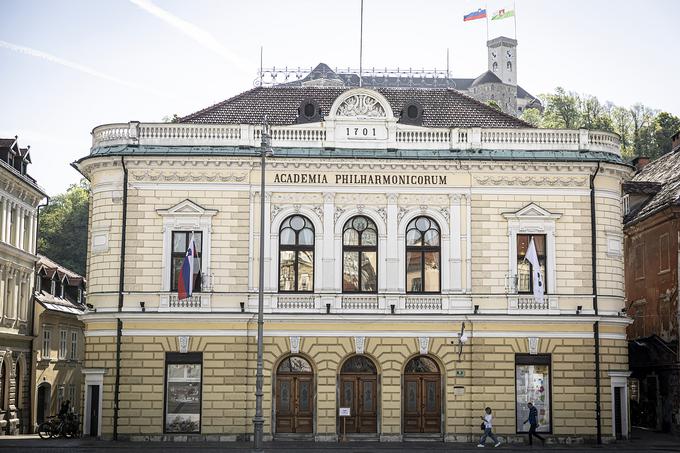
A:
113,157,128,440
590,162,602,444
29,196,49,432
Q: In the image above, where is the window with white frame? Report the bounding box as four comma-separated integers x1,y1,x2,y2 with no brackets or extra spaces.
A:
57,385,65,410
71,331,78,360
157,200,217,293
502,204,560,295
59,330,67,359
42,328,51,359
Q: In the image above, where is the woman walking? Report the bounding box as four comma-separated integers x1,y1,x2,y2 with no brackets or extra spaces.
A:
478,406,501,448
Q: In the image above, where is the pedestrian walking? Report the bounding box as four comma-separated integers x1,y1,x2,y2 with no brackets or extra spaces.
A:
477,406,501,448
524,402,546,446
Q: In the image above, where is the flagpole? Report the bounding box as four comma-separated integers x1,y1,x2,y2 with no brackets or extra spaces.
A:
513,0,517,40
485,2,489,42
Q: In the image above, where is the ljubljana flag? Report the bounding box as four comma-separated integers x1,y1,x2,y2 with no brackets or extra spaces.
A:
177,234,198,301
464,8,487,21
524,237,545,304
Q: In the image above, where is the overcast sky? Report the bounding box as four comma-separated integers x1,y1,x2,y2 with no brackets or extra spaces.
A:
1,0,679,196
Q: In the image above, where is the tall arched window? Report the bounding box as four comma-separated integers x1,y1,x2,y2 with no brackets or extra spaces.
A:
406,216,440,293
342,216,378,293
279,215,314,292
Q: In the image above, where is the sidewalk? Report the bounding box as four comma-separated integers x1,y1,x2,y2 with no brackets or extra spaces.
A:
1,430,679,453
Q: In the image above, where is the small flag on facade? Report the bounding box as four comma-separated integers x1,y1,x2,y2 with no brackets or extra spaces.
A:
491,8,515,20
524,237,545,304
177,233,199,301
464,8,487,22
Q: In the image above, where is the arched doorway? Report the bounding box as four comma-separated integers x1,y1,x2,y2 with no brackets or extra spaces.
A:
403,355,441,433
37,383,51,425
275,356,314,434
338,355,378,434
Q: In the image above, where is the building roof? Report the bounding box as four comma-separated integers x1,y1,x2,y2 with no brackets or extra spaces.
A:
37,254,86,286
470,70,504,87
180,86,529,129
35,291,86,315
625,149,680,224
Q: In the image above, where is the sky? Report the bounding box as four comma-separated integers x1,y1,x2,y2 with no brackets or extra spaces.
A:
1,0,679,196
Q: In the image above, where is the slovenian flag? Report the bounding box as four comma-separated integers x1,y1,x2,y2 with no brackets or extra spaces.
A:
492,8,515,20
177,233,199,301
464,8,487,21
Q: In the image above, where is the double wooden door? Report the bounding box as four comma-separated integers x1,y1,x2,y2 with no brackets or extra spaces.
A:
403,374,441,433
339,374,378,434
276,374,313,433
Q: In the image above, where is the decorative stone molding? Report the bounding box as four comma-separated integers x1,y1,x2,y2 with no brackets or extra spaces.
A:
178,336,190,353
475,175,587,187
336,93,386,118
418,337,430,355
312,205,324,222
439,207,450,222
334,206,345,224
271,204,282,219
376,207,387,222
354,336,365,355
397,206,408,223
323,192,335,203
130,170,247,183
528,337,539,355
290,336,301,354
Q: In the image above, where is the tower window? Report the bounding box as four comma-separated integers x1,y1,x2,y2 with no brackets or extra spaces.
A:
493,62,498,72
507,61,512,72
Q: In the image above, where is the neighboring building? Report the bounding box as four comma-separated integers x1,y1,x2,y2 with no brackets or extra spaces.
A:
33,255,86,430
624,131,680,433
276,36,541,117
0,137,45,434
75,83,630,443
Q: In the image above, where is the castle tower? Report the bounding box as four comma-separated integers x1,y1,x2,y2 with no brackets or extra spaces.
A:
487,36,517,86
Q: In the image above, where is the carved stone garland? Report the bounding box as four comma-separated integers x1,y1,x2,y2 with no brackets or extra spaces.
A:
336,94,386,118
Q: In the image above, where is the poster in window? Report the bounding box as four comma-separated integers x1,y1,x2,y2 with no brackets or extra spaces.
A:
515,364,550,432
165,363,201,433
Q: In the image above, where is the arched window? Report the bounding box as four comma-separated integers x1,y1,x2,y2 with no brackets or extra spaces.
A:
279,215,314,292
342,216,378,293
507,61,512,72
492,61,498,72
406,216,440,293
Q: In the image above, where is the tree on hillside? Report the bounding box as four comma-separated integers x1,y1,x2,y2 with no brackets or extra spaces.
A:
38,179,90,276
651,112,680,157
520,108,542,127
540,87,581,129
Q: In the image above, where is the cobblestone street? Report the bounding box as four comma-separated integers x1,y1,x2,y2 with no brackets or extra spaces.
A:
1,430,679,453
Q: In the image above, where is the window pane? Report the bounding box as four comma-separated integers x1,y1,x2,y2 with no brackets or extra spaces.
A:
173,233,186,253
517,234,529,258
533,235,546,257
415,217,430,231
352,216,368,231
165,362,201,433
193,233,202,253
279,251,295,291
361,229,377,246
423,229,440,247
297,251,313,291
517,260,531,293
361,252,377,292
406,229,422,246
172,257,183,291
343,251,359,292
343,229,359,246
424,251,440,292
289,216,305,230
406,252,422,292
298,228,314,246
280,228,295,245
516,363,551,433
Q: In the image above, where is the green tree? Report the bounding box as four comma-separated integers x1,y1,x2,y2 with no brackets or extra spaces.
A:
630,103,657,157
38,179,90,275
520,108,542,127
610,106,633,156
486,100,502,111
651,111,680,157
540,87,581,129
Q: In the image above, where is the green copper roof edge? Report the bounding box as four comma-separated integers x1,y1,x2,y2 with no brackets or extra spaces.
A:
83,145,628,166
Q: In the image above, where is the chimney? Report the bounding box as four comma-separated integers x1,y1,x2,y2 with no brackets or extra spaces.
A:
631,156,650,172
672,130,680,152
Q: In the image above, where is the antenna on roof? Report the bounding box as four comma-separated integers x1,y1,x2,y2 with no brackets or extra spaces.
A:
359,0,364,87
259,46,263,87
446,48,450,79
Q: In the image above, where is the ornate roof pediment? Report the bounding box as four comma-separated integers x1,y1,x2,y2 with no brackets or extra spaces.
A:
156,199,217,217
328,88,393,120
502,203,561,220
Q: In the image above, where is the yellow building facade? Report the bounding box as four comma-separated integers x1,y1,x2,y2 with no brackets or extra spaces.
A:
76,87,632,443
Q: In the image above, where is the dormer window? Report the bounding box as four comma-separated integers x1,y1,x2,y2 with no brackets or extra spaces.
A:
623,194,630,216
399,100,424,126
50,280,56,296
297,98,322,124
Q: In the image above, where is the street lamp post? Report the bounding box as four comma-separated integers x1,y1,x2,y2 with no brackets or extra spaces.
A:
253,116,272,452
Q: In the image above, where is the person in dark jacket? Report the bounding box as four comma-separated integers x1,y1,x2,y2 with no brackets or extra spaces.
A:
524,402,545,446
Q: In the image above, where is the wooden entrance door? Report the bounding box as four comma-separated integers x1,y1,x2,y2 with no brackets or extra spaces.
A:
275,356,314,434
403,356,441,433
338,356,378,434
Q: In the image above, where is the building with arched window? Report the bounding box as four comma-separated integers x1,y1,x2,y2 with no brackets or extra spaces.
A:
75,81,632,443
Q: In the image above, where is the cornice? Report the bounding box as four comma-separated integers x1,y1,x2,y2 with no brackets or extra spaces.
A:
475,175,588,187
